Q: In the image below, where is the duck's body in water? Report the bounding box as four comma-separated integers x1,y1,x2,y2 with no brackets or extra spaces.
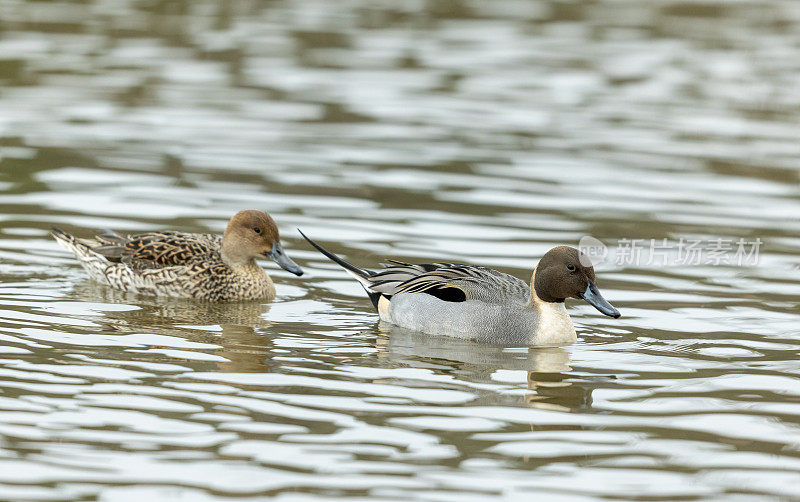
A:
300,230,620,345
53,210,303,301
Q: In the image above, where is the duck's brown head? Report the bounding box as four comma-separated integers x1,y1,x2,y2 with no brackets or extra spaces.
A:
532,246,619,318
222,210,303,276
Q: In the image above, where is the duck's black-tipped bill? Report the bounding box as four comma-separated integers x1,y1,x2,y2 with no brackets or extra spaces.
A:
579,280,620,318
268,242,303,276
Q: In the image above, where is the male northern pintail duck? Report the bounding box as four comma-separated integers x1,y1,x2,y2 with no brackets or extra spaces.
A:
52,210,303,301
300,231,620,345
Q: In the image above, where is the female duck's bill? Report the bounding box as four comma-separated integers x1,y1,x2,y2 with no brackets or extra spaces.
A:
266,240,303,275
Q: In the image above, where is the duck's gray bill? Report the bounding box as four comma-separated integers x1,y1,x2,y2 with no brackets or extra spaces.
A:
268,242,304,276
580,280,620,318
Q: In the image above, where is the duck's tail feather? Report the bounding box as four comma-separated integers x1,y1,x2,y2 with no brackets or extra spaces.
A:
51,227,114,284
298,229,383,310
52,228,94,256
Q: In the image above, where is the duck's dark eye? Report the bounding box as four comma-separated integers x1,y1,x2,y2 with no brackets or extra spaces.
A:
253,227,261,234
566,264,576,271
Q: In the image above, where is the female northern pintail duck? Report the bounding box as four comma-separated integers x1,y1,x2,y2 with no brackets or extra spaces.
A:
52,210,303,301
300,231,620,345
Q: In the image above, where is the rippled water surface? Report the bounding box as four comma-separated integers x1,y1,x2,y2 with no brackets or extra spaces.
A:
1,0,800,500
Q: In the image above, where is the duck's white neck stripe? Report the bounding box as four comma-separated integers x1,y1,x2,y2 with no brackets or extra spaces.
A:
532,292,576,345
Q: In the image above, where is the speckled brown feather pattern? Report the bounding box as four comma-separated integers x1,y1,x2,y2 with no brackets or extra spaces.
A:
52,226,276,301
111,231,222,270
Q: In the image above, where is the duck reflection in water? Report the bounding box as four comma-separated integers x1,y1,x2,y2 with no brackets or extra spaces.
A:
374,324,595,412
68,281,276,372
525,347,593,412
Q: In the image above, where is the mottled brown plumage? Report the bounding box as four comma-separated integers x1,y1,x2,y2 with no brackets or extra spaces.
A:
52,210,303,301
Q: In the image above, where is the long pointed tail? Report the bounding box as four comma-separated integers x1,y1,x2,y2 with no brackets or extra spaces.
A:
51,227,115,286
299,229,385,310
298,229,374,281
51,227,91,255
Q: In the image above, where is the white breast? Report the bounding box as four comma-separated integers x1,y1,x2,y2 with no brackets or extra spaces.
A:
532,299,576,345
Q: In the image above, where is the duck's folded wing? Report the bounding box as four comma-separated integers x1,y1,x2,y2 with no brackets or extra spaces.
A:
368,261,529,304
91,231,221,270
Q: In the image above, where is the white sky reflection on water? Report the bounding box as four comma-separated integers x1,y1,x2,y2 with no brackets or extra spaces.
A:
0,0,799,500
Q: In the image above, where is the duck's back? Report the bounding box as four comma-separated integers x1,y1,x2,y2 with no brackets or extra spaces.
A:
91,231,221,270
370,261,531,305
